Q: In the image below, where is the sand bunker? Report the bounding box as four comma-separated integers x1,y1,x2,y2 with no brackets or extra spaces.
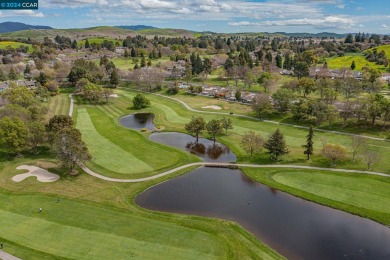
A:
109,94,119,98
12,165,60,183
202,105,222,110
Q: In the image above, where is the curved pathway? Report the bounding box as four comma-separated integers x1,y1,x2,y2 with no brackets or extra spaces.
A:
81,162,388,183
0,250,22,260
69,93,389,183
148,91,390,142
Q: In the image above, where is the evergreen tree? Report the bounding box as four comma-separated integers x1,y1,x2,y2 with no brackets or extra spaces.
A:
24,64,31,75
351,60,356,70
303,126,314,160
124,49,129,58
131,47,136,57
140,56,146,67
344,34,354,43
264,128,289,161
0,69,6,81
71,40,78,49
276,54,283,68
8,67,18,80
85,39,90,49
110,69,120,87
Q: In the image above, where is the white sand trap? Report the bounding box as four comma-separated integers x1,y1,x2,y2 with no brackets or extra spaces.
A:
202,105,222,110
12,165,60,183
109,94,119,98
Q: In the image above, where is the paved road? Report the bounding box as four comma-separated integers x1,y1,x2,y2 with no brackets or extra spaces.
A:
0,250,22,260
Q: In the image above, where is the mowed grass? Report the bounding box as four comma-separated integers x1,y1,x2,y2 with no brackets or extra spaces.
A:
76,108,153,175
45,93,70,119
79,37,122,48
243,168,390,225
75,102,199,178
0,41,32,52
0,154,281,260
326,52,386,71
118,88,390,173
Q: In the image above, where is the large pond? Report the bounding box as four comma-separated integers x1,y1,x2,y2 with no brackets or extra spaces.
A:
149,132,236,162
119,113,155,130
136,167,390,259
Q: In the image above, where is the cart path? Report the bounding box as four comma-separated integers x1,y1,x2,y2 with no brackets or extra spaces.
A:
0,250,22,260
81,162,388,183
69,94,388,183
149,92,390,142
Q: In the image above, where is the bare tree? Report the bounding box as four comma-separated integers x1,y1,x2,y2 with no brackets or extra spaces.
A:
362,150,380,170
350,136,367,162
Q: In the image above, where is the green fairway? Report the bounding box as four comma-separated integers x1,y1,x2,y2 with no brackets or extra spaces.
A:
75,98,199,178
0,154,281,260
367,44,390,58
117,88,390,173
46,93,70,119
76,108,154,175
243,168,390,225
326,53,386,71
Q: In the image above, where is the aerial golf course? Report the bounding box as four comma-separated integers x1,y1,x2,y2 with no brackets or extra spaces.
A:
1,87,390,259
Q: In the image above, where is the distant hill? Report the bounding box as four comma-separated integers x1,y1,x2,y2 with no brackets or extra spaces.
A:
277,32,347,38
116,25,157,31
0,22,52,33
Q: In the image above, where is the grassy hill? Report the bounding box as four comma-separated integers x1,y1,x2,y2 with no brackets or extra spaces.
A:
326,52,387,71
0,41,32,51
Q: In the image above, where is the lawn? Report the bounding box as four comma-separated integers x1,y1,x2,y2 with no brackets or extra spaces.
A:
326,52,386,71
243,168,390,226
75,103,199,178
117,88,390,173
0,154,281,260
78,37,122,48
0,41,32,52
45,93,70,119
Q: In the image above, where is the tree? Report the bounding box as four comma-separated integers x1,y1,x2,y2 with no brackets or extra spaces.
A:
303,126,314,160
2,85,36,108
235,90,242,101
293,61,309,79
264,128,289,161
206,119,223,144
27,121,46,151
220,116,233,134
44,80,59,96
241,131,264,157
102,88,114,103
350,136,367,162
298,77,315,97
252,94,273,118
351,60,356,70
185,116,206,142
84,39,90,49
53,127,91,173
0,69,6,81
322,144,347,166
8,66,18,80
0,116,27,154
362,150,380,170
46,115,74,148
110,69,120,87
83,82,103,103
272,88,295,113
132,93,151,109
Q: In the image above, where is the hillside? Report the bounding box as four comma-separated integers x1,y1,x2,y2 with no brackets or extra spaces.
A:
0,22,52,33
117,25,157,31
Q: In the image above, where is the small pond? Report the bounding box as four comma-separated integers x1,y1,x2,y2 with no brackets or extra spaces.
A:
136,167,390,260
119,113,155,130
149,132,237,162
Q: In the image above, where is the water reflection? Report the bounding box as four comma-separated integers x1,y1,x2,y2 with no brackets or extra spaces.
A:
149,132,237,163
136,167,390,260
119,113,155,130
